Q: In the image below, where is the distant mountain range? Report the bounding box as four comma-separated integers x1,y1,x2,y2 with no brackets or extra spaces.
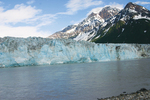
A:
49,2,150,43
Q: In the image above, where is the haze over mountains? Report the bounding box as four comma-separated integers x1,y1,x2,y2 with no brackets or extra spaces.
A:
49,2,150,43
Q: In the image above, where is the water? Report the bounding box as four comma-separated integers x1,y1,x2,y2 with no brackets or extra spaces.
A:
0,58,150,100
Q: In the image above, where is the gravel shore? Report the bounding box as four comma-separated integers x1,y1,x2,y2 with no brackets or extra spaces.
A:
97,88,150,100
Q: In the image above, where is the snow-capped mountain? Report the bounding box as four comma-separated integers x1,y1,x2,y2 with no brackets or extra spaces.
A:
49,6,120,41
93,2,150,43
49,2,150,43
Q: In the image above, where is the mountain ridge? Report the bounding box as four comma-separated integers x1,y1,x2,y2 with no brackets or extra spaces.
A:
48,6,120,41
93,2,150,43
49,2,150,43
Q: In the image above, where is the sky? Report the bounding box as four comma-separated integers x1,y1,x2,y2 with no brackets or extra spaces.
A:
0,0,150,38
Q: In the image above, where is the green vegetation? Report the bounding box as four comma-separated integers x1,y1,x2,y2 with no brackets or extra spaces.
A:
92,19,150,44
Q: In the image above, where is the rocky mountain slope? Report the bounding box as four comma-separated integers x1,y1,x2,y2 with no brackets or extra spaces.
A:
92,2,150,43
49,6,120,41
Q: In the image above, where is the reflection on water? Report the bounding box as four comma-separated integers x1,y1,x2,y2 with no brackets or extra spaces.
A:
0,58,150,100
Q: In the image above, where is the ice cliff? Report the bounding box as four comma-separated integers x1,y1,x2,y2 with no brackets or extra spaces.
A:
0,37,150,67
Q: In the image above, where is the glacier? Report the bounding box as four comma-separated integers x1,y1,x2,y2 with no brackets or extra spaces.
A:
0,37,150,67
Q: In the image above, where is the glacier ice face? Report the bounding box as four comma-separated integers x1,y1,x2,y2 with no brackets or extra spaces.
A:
0,37,150,67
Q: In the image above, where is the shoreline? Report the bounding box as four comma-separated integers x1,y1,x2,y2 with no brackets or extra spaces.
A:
97,88,150,100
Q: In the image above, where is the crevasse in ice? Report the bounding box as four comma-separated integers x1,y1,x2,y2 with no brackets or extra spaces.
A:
0,37,150,67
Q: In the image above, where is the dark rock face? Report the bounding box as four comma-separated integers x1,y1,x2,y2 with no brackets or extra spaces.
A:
125,2,139,9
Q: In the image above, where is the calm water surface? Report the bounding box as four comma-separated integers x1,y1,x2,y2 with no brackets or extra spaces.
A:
0,58,150,100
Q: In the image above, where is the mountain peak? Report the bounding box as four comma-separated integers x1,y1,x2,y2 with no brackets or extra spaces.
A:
88,6,120,18
102,6,115,10
99,6,120,20
125,2,149,11
124,2,142,9
124,2,135,9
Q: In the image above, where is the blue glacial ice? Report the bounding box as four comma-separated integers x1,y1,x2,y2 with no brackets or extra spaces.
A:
0,37,150,67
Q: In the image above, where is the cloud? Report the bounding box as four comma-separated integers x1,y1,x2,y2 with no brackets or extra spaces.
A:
0,4,41,24
87,2,123,16
35,14,57,27
108,2,124,10
0,3,56,38
135,1,150,5
87,7,103,15
27,0,35,5
0,25,51,38
59,0,103,15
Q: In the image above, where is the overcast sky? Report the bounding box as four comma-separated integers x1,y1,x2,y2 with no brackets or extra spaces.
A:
0,0,150,38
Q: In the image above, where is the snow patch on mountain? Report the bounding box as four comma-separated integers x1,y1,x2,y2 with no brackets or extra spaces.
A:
74,31,96,41
66,27,76,33
128,9,137,13
133,15,150,20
